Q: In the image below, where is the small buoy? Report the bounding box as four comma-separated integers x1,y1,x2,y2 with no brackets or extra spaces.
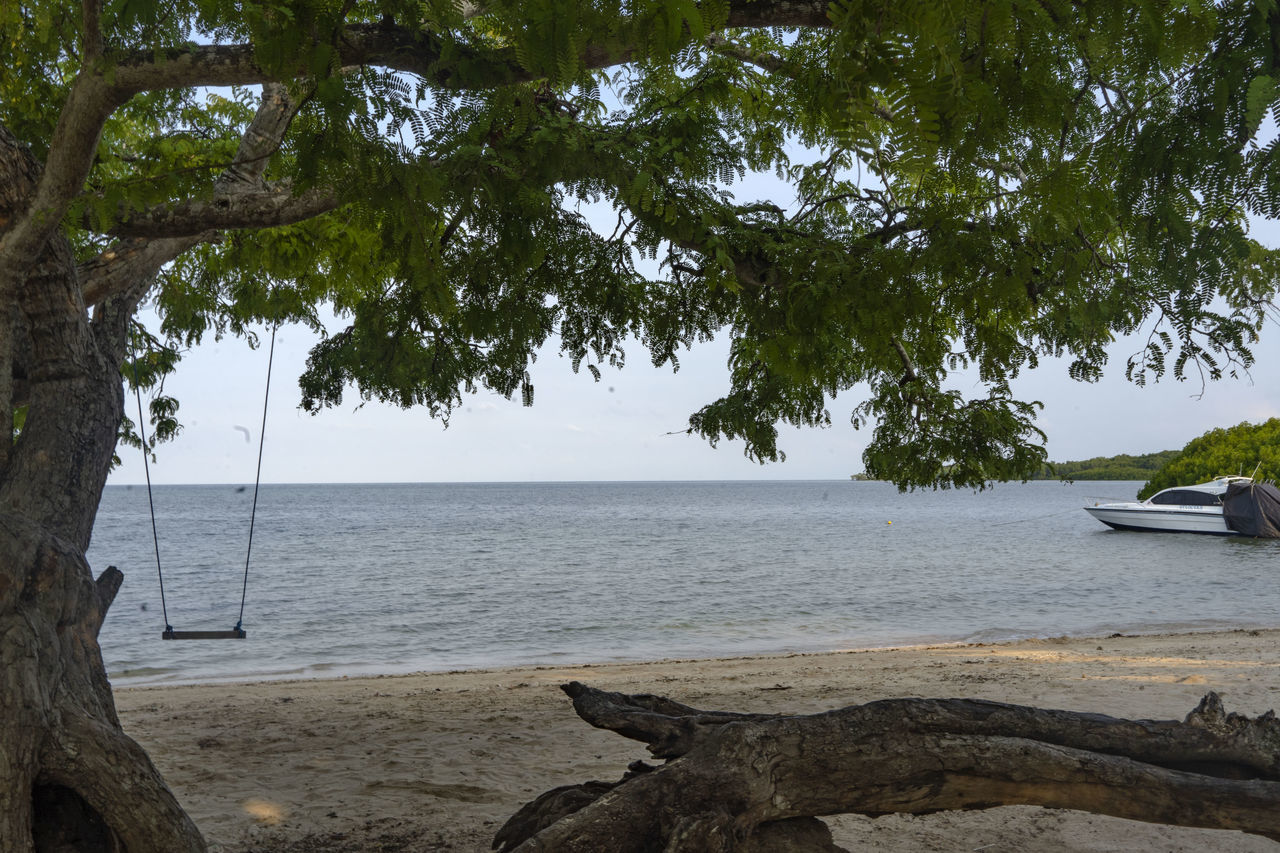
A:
887,521,892,525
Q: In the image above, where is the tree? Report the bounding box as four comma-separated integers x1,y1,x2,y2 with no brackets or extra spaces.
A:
492,683,1280,851
1033,450,1180,481
1138,418,1280,498
2,0,1279,849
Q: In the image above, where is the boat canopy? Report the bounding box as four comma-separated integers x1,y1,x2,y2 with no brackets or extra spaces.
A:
1222,482,1280,538
1149,489,1223,507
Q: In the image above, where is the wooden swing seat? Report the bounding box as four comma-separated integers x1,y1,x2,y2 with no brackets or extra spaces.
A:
162,628,247,640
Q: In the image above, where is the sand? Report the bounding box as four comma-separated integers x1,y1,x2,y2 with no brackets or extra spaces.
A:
114,629,1280,852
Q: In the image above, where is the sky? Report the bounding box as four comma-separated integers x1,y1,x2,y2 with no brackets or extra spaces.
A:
105,300,1280,485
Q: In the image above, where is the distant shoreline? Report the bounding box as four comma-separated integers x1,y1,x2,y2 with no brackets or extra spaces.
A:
850,449,1178,482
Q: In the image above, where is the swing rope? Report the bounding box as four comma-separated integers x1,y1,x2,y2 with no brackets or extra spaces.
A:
132,322,276,641
236,322,276,633
130,353,172,634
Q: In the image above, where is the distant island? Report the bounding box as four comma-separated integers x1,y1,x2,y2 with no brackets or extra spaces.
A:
852,418,1279,487
851,450,1179,482
1028,450,1180,481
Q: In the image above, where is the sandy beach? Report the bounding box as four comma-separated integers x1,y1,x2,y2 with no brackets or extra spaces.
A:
115,629,1280,852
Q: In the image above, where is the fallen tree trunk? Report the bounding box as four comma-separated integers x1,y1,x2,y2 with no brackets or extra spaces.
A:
495,682,1280,852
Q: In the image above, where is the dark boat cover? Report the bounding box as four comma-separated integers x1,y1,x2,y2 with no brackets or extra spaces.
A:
1223,482,1280,538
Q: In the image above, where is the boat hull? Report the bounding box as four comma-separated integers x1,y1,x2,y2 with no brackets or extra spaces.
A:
1083,504,1236,535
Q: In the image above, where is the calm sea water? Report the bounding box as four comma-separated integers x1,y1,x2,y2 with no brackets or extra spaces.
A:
88,480,1280,686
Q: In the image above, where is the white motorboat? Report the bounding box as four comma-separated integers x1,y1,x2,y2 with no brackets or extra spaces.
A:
1083,476,1254,534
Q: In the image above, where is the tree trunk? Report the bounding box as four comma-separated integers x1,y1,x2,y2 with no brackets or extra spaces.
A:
495,682,1280,852
1,127,206,853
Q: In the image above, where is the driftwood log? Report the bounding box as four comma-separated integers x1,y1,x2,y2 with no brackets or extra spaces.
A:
494,682,1280,852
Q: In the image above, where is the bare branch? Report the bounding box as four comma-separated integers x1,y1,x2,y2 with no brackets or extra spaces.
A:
216,82,299,191
502,686,1280,852
80,237,200,309
705,33,787,73
91,566,123,637
82,0,103,60
892,336,920,383
78,83,303,238
81,83,313,308
81,194,328,305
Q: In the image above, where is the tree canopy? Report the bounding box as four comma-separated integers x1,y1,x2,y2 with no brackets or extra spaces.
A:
5,0,1279,491
1033,450,1181,482
1138,417,1280,498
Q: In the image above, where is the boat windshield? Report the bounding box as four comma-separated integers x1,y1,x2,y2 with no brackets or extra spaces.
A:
1149,489,1223,507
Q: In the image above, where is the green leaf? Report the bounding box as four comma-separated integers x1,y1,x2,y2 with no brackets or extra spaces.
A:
1246,74,1276,135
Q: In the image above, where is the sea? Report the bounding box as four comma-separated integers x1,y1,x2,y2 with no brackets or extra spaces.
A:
88,480,1280,686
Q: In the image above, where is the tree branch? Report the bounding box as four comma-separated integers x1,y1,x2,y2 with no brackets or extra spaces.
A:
81,83,311,309
0,76,126,302
500,685,1280,852
106,183,338,239
4,3,835,302
91,566,123,638
80,237,198,309
705,33,787,73
891,336,920,383
105,2,834,96
564,681,777,759
82,0,103,60
216,82,298,191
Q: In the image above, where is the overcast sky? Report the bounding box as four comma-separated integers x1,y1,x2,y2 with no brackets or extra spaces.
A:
105,292,1279,485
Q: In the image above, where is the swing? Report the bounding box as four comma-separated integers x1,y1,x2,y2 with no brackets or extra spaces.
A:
132,325,276,641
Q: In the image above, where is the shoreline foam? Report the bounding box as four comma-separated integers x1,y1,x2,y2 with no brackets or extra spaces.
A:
108,618,1280,688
